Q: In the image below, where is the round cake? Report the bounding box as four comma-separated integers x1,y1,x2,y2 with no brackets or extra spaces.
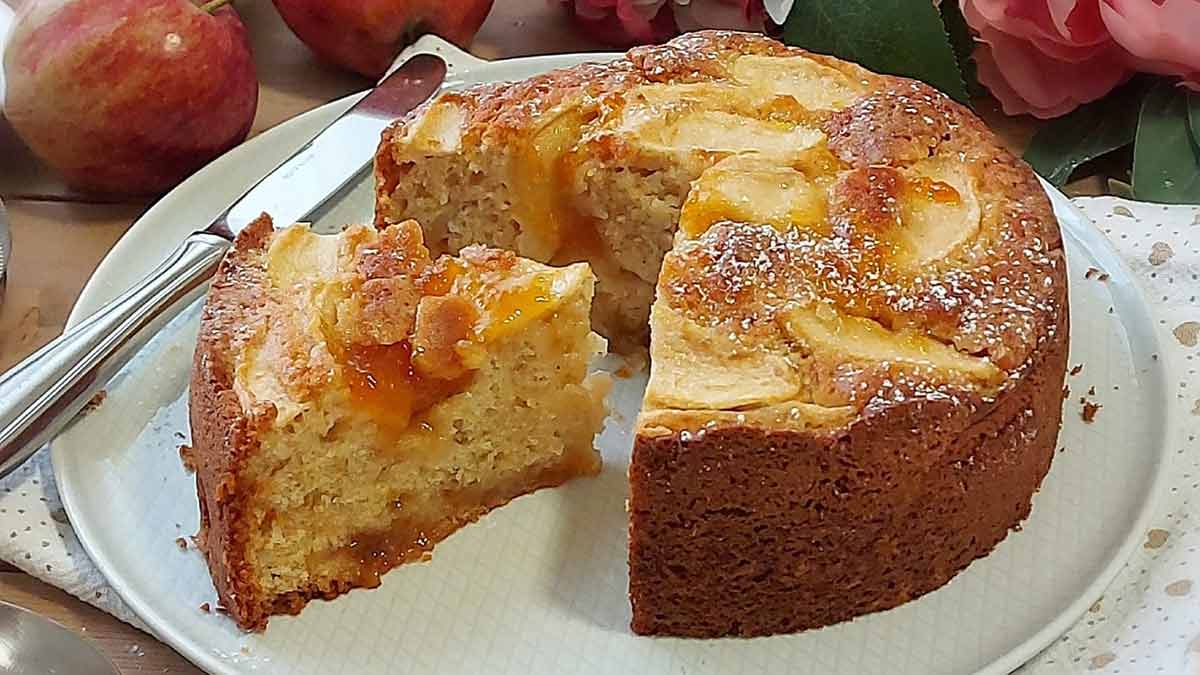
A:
374,30,1069,638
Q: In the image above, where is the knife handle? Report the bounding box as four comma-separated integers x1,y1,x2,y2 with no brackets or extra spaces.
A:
0,232,231,478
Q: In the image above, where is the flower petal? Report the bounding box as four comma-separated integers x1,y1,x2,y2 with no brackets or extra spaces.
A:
962,0,1108,48
1100,0,1200,77
564,0,678,46
972,23,1130,118
1050,0,1107,45
674,0,762,31
962,0,1108,63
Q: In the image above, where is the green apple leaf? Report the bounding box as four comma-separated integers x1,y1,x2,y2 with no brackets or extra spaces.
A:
1023,82,1143,186
940,0,986,98
779,0,969,104
1132,82,1200,204
1189,92,1200,147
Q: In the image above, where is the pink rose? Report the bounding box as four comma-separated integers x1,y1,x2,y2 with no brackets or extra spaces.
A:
1099,0,1200,85
560,0,765,47
963,0,1200,118
561,0,677,47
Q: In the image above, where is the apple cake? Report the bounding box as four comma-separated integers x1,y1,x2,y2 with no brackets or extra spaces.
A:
376,30,1068,637
189,215,609,630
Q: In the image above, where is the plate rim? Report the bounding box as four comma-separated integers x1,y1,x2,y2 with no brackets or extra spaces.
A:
49,49,1173,675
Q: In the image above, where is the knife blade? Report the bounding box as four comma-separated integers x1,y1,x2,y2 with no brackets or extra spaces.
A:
0,50,449,478
218,53,447,237
0,198,10,306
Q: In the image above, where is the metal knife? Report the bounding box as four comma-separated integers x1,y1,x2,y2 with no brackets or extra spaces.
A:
0,198,10,306
0,50,448,478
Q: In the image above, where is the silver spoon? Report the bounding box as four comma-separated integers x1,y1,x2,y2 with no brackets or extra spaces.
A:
0,600,118,674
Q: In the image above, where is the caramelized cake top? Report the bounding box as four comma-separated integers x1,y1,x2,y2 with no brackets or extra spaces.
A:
651,113,1064,418
377,32,886,266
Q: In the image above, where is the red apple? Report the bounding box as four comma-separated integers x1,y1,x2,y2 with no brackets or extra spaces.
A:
3,0,258,196
272,0,495,79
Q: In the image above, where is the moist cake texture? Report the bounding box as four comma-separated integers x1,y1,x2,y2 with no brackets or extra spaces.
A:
375,31,892,349
377,30,1069,638
189,215,609,630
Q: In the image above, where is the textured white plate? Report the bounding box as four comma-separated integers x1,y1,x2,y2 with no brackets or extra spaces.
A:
51,42,1171,675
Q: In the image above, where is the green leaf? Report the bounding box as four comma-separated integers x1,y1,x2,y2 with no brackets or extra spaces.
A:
939,0,986,98
780,0,969,104
1023,82,1143,186
1133,82,1200,204
1188,92,1200,149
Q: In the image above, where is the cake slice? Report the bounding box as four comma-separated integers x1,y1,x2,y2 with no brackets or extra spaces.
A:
189,215,609,630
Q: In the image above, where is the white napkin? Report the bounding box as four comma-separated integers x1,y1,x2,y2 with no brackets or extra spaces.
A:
0,197,1196,668
0,450,143,629
1019,198,1200,674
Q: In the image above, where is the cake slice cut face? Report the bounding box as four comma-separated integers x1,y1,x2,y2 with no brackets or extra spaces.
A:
189,216,608,630
374,33,886,350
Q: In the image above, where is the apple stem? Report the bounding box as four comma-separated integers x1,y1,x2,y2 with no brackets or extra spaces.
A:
197,0,233,13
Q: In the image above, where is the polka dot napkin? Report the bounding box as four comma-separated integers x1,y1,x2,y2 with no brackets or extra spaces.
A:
1020,198,1200,674
0,197,1195,669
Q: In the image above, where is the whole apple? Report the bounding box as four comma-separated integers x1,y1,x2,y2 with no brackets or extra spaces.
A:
3,0,258,196
272,0,494,79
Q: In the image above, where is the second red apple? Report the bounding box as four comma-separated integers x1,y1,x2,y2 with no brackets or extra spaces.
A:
272,0,495,79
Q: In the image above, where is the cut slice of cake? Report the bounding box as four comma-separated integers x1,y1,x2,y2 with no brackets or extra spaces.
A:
189,215,609,630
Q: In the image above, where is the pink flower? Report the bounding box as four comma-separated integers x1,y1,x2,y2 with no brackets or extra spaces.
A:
561,0,676,46
1099,0,1200,86
963,0,1200,118
675,0,765,33
560,0,765,47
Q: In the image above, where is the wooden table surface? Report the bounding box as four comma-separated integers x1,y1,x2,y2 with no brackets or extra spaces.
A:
0,1,1049,672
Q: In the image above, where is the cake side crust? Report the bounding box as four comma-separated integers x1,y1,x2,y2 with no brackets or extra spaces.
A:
190,214,278,629
628,299,1067,636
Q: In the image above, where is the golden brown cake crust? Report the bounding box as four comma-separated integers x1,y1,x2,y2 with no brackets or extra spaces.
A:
371,31,883,350
628,327,1066,636
188,216,471,630
189,214,275,629
601,34,1067,638
373,31,875,216
375,31,841,168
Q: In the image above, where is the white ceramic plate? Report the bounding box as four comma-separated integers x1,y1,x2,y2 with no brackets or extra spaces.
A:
51,42,1171,675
